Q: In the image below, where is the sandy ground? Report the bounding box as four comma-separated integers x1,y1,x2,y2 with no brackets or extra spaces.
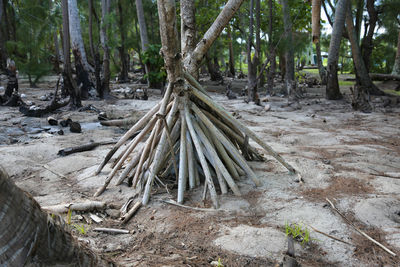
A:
0,76,400,266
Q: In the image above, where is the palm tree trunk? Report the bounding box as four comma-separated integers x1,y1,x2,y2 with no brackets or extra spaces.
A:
281,0,295,95
62,0,81,107
392,30,400,75
68,0,93,73
345,2,384,95
326,0,349,100
0,167,112,266
227,24,235,77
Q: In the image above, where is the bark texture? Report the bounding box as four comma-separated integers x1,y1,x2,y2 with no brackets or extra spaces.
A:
326,0,349,100
281,0,295,95
345,2,383,95
0,167,112,266
312,0,321,43
183,0,245,74
392,30,400,75
181,0,196,65
68,0,93,73
100,0,111,97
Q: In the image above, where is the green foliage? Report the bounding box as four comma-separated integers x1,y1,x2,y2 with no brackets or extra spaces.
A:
66,208,72,225
72,224,86,235
216,257,224,267
285,221,313,246
142,44,166,85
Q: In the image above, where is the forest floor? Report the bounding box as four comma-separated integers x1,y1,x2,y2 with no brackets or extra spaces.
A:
1,74,400,266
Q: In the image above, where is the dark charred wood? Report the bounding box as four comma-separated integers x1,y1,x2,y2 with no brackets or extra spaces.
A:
58,141,116,156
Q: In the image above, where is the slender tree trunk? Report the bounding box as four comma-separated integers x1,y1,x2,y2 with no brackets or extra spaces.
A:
181,0,196,68
0,167,112,266
135,0,151,86
68,0,93,73
392,30,400,75
227,24,235,77
326,0,349,100
100,0,111,97
312,0,321,44
266,0,275,93
62,0,81,107
206,52,221,81
88,0,95,60
247,0,260,103
117,0,129,82
0,0,6,71
281,0,295,96
53,31,61,74
345,3,383,95
360,0,377,73
315,41,327,84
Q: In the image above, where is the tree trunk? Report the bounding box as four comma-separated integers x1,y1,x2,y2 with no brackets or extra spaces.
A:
326,0,349,100
247,0,260,103
312,0,321,44
62,0,81,107
88,0,95,60
360,0,377,73
281,0,295,96
53,31,61,74
315,41,327,84
100,0,111,97
68,0,93,73
0,0,6,71
135,0,151,86
0,167,112,266
181,0,196,70
392,30,400,75
227,24,235,77
117,0,129,82
205,52,221,81
266,0,275,93
345,2,384,95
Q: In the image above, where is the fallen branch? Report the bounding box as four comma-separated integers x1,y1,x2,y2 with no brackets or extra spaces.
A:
326,198,396,257
93,228,131,234
368,167,400,180
57,141,116,156
161,199,219,212
120,201,141,224
42,201,106,214
42,164,67,179
308,224,353,246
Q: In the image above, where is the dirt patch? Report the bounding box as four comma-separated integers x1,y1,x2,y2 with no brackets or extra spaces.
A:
301,177,374,202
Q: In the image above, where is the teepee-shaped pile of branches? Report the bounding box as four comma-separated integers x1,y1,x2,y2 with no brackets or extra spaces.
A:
94,0,296,208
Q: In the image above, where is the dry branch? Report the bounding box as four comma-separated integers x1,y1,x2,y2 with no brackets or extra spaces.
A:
326,198,396,257
42,201,106,214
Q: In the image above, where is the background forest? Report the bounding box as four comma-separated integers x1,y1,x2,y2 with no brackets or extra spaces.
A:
0,0,399,102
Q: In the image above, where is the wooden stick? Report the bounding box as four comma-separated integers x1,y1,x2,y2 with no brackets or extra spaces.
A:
191,86,296,174
183,71,209,96
177,112,188,203
142,100,179,205
186,131,196,189
42,201,106,214
161,199,218,212
58,140,116,156
95,101,161,175
131,121,161,187
307,225,353,246
121,201,142,224
94,117,157,197
192,118,239,195
93,228,131,234
326,198,396,257
115,153,141,185
192,105,261,187
185,103,219,208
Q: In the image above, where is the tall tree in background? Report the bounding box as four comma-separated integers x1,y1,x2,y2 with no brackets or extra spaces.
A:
281,0,295,96
326,0,349,100
62,0,80,107
227,24,235,77
312,0,327,84
345,2,383,95
68,0,93,73
135,0,150,85
392,30,400,75
266,0,276,93
247,0,260,103
100,0,111,97
117,0,129,82
0,0,6,71
360,0,378,73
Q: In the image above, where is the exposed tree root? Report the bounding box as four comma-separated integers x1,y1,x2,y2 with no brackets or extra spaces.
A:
94,73,296,208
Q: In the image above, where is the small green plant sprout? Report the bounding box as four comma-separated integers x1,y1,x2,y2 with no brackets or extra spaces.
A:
72,224,86,235
285,221,312,246
211,257,224,267
66,208,72,225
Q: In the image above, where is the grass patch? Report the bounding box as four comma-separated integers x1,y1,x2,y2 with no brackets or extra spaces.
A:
384,89,400,96
339,80,354,87
302,68,319,75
